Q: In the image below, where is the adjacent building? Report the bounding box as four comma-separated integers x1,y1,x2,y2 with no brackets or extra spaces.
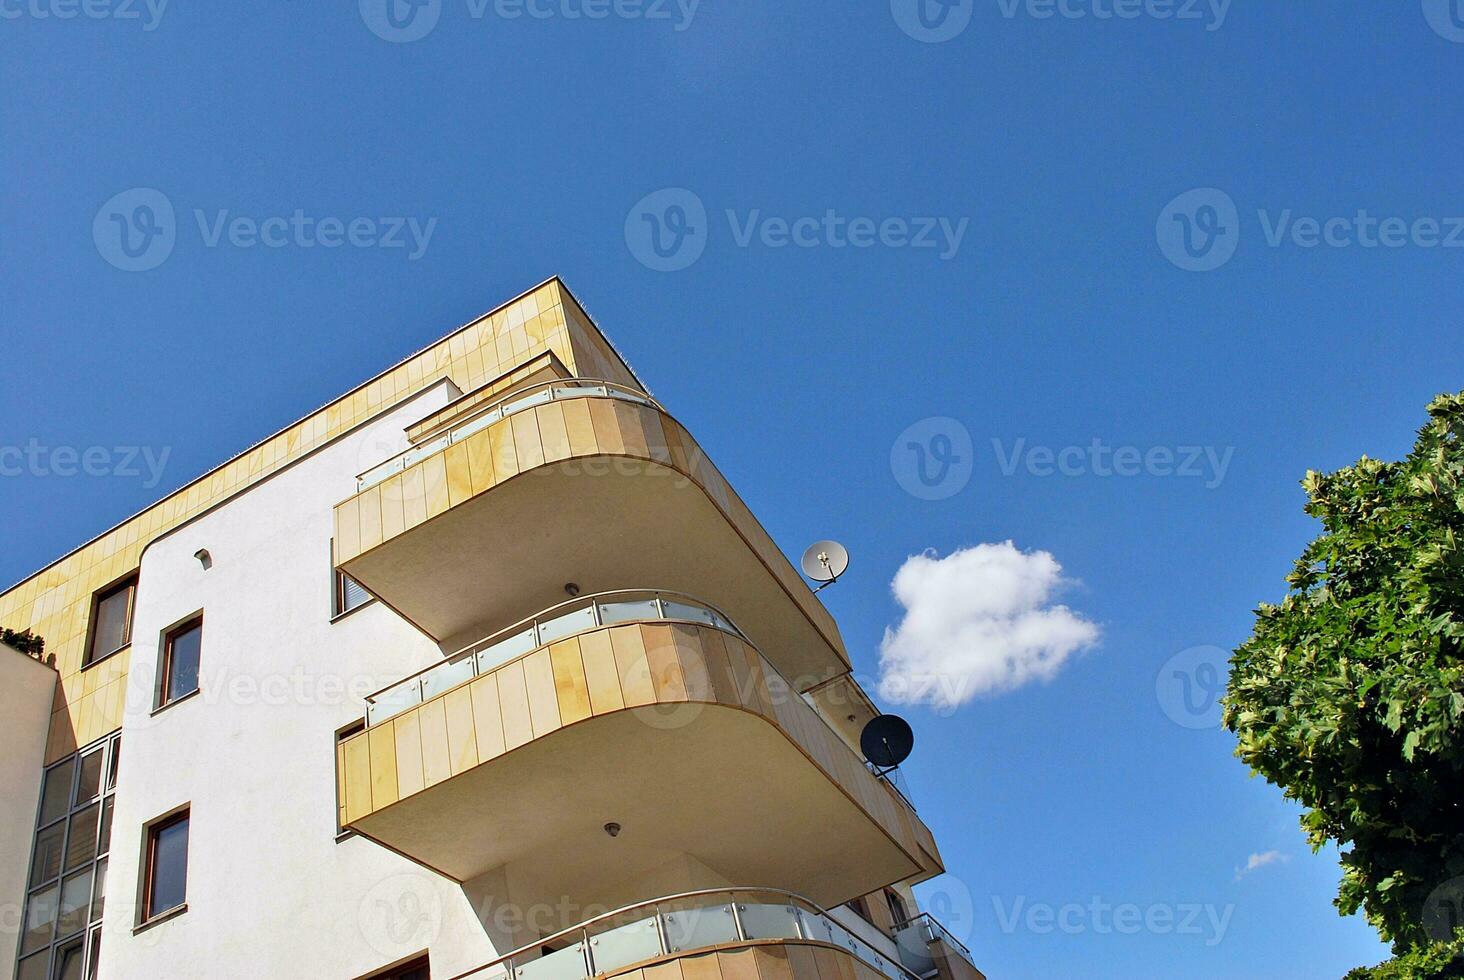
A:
2,279,984,980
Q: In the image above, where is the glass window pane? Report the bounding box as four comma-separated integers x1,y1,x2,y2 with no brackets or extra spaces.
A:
17,951,49,980
30,822,65,888
597,599,660,626
165,622,202,702
147,816,188,917
339,573,372,614
90,859,106,923
64,805,99,873
105,739,120,792
57,870,91,938
86,929,101,980
53,939,85,980
39,760,75,827
535,605,597,645
88,581,133,662
661,601,715,627
420,655,475,701
75,750,103,805
476,627,537,673
798,910,833,945
662,903,738,952
22,882,58,954
97,798,114,857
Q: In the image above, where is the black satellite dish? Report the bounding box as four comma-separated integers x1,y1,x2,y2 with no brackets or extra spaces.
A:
860,714,915,771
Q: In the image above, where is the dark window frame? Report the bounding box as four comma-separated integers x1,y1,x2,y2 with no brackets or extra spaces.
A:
156,616,203,709
82,574,138,670
140,808,190,925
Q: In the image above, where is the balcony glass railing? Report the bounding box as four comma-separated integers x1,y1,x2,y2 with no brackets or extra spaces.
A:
364,591,746,727
893,913,977,977
356,378,660,492
451,888,920,980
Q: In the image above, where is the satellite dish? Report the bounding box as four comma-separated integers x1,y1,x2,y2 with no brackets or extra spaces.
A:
801,540,850,588
861,714,915,770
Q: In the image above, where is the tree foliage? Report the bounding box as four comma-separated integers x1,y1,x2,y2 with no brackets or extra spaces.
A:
1224,392,1464,952
1344,930,1464,980
1,626,45,657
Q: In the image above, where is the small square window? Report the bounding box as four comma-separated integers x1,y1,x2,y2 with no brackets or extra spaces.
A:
84,576,137,668
334,568,373,618
142,809,189,922
158,618,203,709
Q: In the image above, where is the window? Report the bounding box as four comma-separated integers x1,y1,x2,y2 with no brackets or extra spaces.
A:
15,734,118,980
83,575,136,668
883,889,910,929
157,617,203,708
334,568,373,618
847,895,874,927
366,955,430,980
142,810,189,922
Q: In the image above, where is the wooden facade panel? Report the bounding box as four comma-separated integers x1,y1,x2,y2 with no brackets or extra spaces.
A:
562,397,598,457
640,625,687,703
379,474,406,541
335,496,361,563
578,629,625,715
421,453,451,520
358,485,383,553
587,398,626,455
445,442,475,508
393,712,426,798
367,723,400,810
670,625,713,702
464,427,497,494
470,672,507,762
609,625,655,707
677,952,724,980
536,402,572,463
444,687,480,776
511,410,546,471
497,662,535,750
401,465,429,531
549,638,593,725
417,697,453,788
714,948,762,980
341,734,372,824
750,946,793,980
489,417,519,483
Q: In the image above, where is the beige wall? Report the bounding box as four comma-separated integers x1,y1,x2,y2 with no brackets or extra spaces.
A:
0,643,58,968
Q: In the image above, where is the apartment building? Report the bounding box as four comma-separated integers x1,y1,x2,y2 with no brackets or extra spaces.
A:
1,279,984,980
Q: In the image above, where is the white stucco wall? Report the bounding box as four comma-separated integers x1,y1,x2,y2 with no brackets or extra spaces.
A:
100,380,505,980
0,644,58,972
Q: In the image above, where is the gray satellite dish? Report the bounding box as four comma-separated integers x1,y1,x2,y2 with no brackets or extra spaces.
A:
861,714,915,771
801,540,850,591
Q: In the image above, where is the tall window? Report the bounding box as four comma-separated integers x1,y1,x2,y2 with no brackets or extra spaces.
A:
16,733,119,980
83,575,137,668
158,617,203,708
334,568,372,618
883,888,910,929
142,809,190,922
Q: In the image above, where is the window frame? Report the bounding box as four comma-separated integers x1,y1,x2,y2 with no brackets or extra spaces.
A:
82,574,138,670
334,719,367,839
155,615,204,710
139,807,190,926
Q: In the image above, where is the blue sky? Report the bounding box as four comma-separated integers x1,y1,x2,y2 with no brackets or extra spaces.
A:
4,2,1462,977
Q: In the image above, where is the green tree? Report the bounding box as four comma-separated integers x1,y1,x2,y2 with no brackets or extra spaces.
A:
1223,392,1464,956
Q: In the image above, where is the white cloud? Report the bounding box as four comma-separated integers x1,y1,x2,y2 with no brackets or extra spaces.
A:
876,542,1100,711
1235,850,1287,880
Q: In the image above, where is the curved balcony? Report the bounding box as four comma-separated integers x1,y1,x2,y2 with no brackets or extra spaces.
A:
333,379,846,687
335,598,942,912
451,888,918,980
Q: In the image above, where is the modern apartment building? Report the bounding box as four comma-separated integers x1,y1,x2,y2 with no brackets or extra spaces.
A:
1,279,984,980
